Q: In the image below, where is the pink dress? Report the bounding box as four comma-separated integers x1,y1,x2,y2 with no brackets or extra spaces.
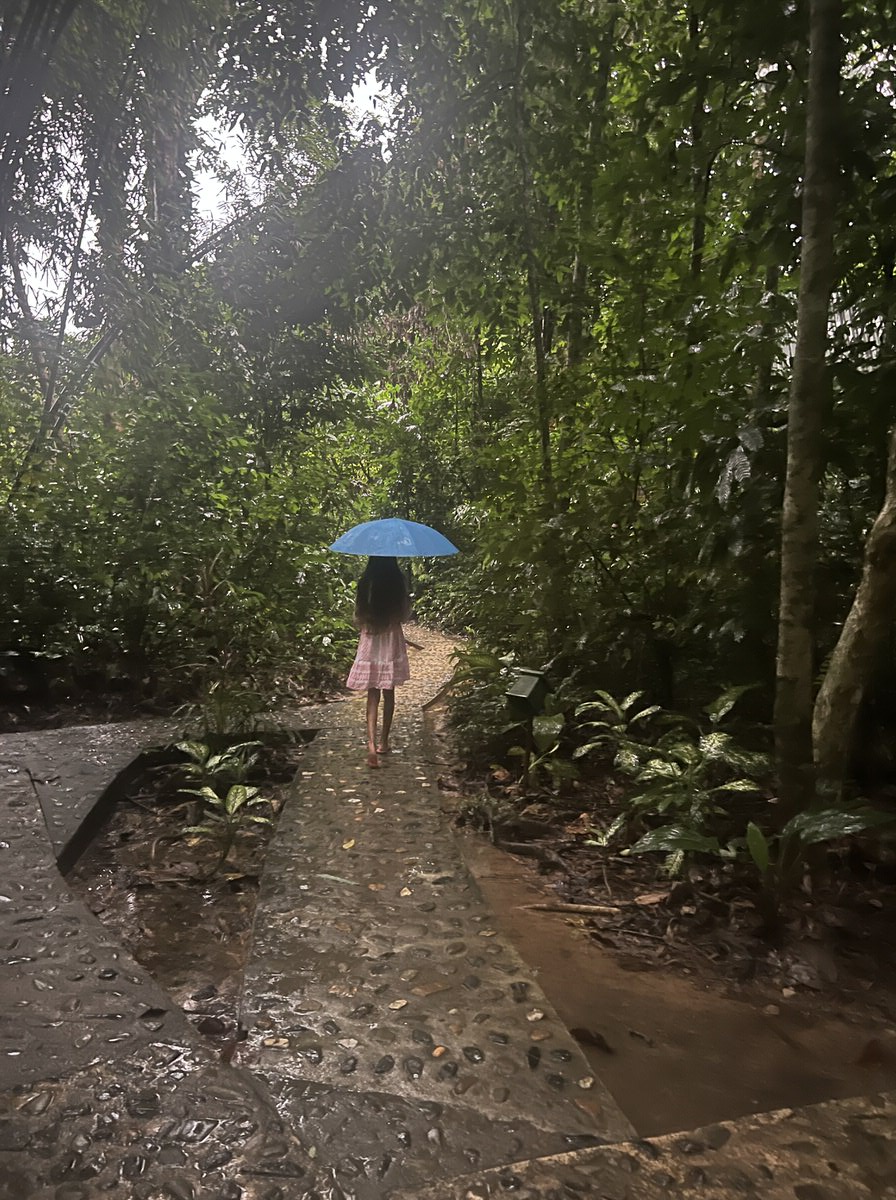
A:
346,623,410,690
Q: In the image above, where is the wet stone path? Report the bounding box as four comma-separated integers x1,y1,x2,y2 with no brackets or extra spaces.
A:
234,628,632,1198
393,1089,896,1199
1,626,894,1198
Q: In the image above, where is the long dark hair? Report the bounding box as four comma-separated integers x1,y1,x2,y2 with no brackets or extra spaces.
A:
355,556,410,632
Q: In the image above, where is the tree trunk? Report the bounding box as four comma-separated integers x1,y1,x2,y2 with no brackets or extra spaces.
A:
509,2,569,652
687,7,709,283
510,3,553,503
813,427,896,795
141,52,199,281
773,0,842,818
565,2,616,368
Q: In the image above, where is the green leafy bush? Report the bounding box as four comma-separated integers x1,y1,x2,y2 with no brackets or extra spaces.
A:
588,687,768,874
0,381,360,705
744,806,895,921
506,707,580,790
182,784,274,869
446,645,520,766
573,689,662,763
175,677,270,737
174,739,262,789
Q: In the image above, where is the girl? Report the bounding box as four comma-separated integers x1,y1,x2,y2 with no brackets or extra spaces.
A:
346,556,412,767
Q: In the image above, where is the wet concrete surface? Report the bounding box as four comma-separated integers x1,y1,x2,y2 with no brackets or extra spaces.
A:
0,717,313,1198
1,1047,311,1200
0,719,176,864
1,628,894,1197
0,721,186,1091
392,1089,896,1199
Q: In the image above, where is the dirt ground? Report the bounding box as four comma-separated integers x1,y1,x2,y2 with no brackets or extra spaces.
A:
425,734,896,1133
65,736,307,1059
460,835,896,1136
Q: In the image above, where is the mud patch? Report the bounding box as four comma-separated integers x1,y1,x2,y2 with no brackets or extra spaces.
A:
461,836,896,1137
65,734,310,1056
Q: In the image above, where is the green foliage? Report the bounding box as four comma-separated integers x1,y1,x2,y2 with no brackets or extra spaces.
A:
0,0,388,713
623,825,727,861
0,377,361,703
619,804,895,919
446,645,520,766
507,707,577,791
532,713,565,756
3,0,896,872
743,807,896,920
586,688,768,875
573,690,662,762
568,682,896,909
617,728,765,818
176,680,269,739
182,783,274,868
174,739,262,789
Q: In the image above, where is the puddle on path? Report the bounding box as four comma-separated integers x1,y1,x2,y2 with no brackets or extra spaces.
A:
460,837,896,1137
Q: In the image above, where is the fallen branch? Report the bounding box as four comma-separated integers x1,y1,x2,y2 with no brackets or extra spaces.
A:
521,902,622,915
125,796,160,815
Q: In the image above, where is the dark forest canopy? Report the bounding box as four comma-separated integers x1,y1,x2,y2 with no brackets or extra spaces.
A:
1,0,896,858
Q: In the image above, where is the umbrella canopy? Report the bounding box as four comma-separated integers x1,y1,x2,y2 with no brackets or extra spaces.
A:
329,518,459,557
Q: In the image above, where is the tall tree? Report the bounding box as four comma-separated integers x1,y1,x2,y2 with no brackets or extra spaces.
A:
813,426,896,794
774,0,843,816
0,0,389,479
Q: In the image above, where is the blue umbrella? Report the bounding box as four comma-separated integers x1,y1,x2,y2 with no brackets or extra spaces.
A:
329,518,459,557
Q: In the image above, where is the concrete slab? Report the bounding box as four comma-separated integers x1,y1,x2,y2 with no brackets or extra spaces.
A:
390,1089,896,1199
0,724,315,1199
0,719,176,864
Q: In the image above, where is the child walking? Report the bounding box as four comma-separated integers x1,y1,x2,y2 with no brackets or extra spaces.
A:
346,556,412,768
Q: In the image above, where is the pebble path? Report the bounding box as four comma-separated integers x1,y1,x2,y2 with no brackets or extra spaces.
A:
234,626,632,1198
0,626,893,1198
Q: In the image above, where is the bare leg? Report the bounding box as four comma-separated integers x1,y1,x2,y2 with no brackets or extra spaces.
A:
378,689,395,753
366,688,380,766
